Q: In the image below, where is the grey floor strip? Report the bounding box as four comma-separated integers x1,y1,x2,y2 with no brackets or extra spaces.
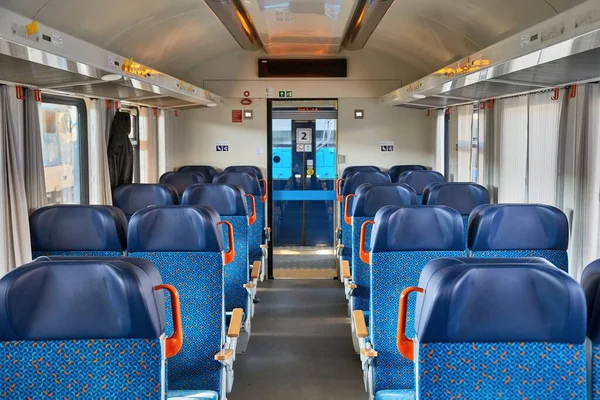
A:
229,279,365,400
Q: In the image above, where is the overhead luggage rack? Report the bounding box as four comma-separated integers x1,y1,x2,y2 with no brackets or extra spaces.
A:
381,0,600,108
0,7,220,108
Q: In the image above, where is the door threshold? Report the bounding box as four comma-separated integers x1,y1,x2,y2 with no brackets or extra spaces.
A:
273,269,337,279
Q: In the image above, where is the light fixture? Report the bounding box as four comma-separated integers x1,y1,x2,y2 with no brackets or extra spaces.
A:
207,102,218,108
412,93,426,99
101,73,123,82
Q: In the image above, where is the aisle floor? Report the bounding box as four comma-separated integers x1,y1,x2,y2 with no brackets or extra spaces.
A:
229,279,365,400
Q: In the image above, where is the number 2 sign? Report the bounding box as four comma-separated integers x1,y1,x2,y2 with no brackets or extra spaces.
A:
296,128,312,144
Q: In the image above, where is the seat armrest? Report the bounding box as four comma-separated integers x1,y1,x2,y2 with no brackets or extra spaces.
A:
341,260,351,280
215,349,234,361
250,261,261,280
227,308,244,338
353,310,369,339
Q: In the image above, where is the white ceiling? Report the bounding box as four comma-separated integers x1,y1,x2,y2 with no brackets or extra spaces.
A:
0,0,586,85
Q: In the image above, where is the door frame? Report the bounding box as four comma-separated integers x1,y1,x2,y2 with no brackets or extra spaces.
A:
266,98,339,279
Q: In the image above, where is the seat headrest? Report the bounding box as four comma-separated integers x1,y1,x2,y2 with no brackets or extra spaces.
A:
113,184,179,217
159,171,206,194
352,184,418,217
425,183,490,215
342,171,391,196
178,165,218,180
341,165,380,179
421,182,444,204
397,170,445,194
128,206,224,252
224,165,264,180
581,260,600,343
213,172,262,196
0,259,165,341
30,205,127,252
370,205,464,252
182,184,248,217
415,257,586,344
388,165,427,182
468,204,569,251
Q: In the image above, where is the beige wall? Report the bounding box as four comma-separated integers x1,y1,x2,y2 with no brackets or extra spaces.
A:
170,48,434,174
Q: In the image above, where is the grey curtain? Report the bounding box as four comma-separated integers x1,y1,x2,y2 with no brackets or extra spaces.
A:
23,89,47,212
0,85,32,274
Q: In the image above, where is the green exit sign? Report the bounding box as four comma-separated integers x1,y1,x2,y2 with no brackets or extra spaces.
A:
278,90,293,98
286,91,293,98
278,91,285,97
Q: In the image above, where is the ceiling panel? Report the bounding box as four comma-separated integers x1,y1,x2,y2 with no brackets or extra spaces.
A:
0,53,97,86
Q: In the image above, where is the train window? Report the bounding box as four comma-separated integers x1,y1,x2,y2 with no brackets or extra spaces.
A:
40,96,88,204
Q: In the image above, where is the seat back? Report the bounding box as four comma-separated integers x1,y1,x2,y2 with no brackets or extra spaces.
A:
224,165,264,180
182,184,251,314
128,206,225,392
30,205,127,257
214,172,264,264
409,258,586,399
0,258,176,399
178,165,218,180
469,204,569,272
159,171,207,196
341,165,381,179
113,184,179,219
398,170,445,203
421,182,443,205
582,260,600,399
425,183,490,247
349,184,417,313
340,171,391,265
387,165,427,183
368,205,464,393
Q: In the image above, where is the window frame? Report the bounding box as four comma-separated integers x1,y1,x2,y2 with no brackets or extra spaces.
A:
39,94,89,204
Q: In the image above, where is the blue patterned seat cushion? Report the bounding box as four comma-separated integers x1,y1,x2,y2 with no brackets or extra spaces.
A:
375,390,415,400
222,216,249,314
371,250,464,393
0,338,163,398
352,216,374,312
341,197,354,264
129,251,224,392
593,344,600,398
32,250,124,258
417,342,586,399
472,250,568,273
168,390,219,399
247,198,264,263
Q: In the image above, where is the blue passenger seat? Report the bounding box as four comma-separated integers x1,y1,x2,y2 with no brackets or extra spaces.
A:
160,171,207,197
113,183,179,219
394,257,586,399
339,171,391,268
582,259,600,399
353,205,464,399
397,170,445,203
30,205,127,257
469,204,569,272
182,184,259,332
425,182,490,248
387,165,427,183
179,165,219,181
128,206,241,396
0,258,186,399
214,171,267,280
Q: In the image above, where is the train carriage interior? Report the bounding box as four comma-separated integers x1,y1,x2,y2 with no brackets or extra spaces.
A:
3,0,600,399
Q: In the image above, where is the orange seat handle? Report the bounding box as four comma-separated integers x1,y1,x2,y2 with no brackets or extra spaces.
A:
246,194,257,225
155,284,183,358
360,220,375,264
259,179,268,203
336,179,344,202
218,221,235,264
344,194,355,226
397,286,424,361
